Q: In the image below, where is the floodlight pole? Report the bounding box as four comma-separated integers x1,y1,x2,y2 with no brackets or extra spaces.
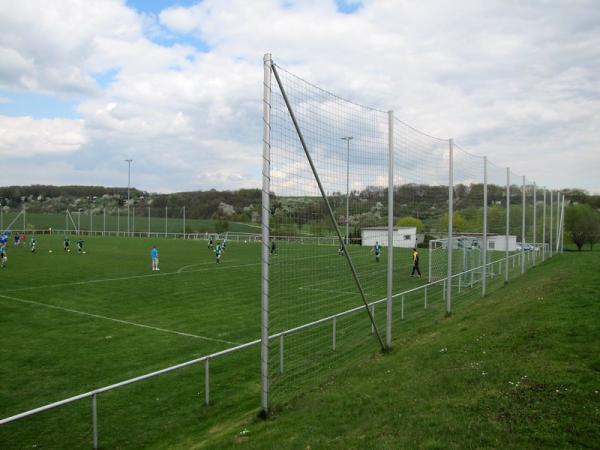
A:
341,136,353,245
132,207,135,235
447,139,454,315
117,207,120,236
90,209,93,235
482,156,488,297
386,111,394,348
183,206,186,239
505,168,510,285
148,207,151,238
78,209,81,236
125,159,132,237
103,208,106,236
542,188,546,261
165,206,168,238
261,53,272,415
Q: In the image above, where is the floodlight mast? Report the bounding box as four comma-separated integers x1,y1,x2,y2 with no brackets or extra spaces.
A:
125,159,133,236
340,136,353,245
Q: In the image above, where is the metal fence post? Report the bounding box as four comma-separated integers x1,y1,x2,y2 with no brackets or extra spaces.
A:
561,193,565,253
148,207,151,238
117,207,120,236
482,156,488,297
204,359,210,405
261,53,272,415
542,188,546,261
90,209,93,233
332,317,337,351
183,206,186,239
279,334,284,374
505,168,510,284
446,139,454,315
165,207,168,237
532,181,538,266
92,393,98,450
521,176,526,274
557,193,564,253
103,208,106,236
550,191,554,258
386,110,394,348
132,207,135,235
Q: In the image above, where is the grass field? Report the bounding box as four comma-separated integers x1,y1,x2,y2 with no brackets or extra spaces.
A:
0,234,552,448
2,211,261,235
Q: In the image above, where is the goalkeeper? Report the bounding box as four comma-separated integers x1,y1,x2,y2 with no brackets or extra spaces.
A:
411,247,421,277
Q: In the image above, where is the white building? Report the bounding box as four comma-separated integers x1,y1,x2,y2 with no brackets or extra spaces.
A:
486,235,517,251
361,227,417,248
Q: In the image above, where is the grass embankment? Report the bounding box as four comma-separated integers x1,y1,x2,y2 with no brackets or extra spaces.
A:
199,251,600,449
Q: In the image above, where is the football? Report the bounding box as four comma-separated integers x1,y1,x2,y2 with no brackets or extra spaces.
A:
49,250,53,253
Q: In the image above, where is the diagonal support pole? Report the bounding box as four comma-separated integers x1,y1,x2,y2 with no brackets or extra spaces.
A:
271,63,387,352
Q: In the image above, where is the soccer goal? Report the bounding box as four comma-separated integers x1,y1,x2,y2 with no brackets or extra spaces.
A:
428,236,490,286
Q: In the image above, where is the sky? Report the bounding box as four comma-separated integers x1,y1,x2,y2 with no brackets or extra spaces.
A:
0,0,598,193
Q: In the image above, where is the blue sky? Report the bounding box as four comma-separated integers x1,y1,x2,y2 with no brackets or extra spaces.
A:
0,0,598,193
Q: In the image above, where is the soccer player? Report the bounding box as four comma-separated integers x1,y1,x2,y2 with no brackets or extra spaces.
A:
76,240,85,254
151,245,159,271
208,237,214,249
372,241,381,262
411,247,421,277
64,236,70,252
14,232,20,247
30,238,37,253
338,243,345,256
270,239,277,256
0,234,7,267
214,241,222,264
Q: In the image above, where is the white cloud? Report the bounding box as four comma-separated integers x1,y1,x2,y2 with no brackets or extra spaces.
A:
0,0,598,193
0,116,86,155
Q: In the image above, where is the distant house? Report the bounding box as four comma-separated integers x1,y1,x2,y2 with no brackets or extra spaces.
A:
361,227,417,248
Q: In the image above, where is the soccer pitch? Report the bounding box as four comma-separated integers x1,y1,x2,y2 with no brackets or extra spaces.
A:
0,235,522,448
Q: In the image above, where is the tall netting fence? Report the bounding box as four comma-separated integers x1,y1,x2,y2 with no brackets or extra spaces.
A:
390,119,449,332
268,64,388,404
451,146,485,302
262,58,566,411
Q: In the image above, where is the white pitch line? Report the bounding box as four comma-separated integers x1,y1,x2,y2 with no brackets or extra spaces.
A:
3,252,335,294
0,293,239,346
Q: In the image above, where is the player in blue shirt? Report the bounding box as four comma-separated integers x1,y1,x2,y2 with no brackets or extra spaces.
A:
214,242,222,264
151,246,159,271
371,241,382,262
0,234,7,267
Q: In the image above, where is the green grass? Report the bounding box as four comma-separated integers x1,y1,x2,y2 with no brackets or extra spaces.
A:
1,235,594,449
3,211,261,234
204,250,600,449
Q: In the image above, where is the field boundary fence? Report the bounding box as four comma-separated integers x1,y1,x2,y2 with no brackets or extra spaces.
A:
0,54,567,448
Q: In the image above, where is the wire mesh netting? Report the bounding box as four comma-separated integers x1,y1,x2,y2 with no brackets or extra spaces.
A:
255,57,568,411
264,60,566,408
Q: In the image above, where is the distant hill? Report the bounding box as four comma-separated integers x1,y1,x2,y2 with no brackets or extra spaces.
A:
0,185,261,223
